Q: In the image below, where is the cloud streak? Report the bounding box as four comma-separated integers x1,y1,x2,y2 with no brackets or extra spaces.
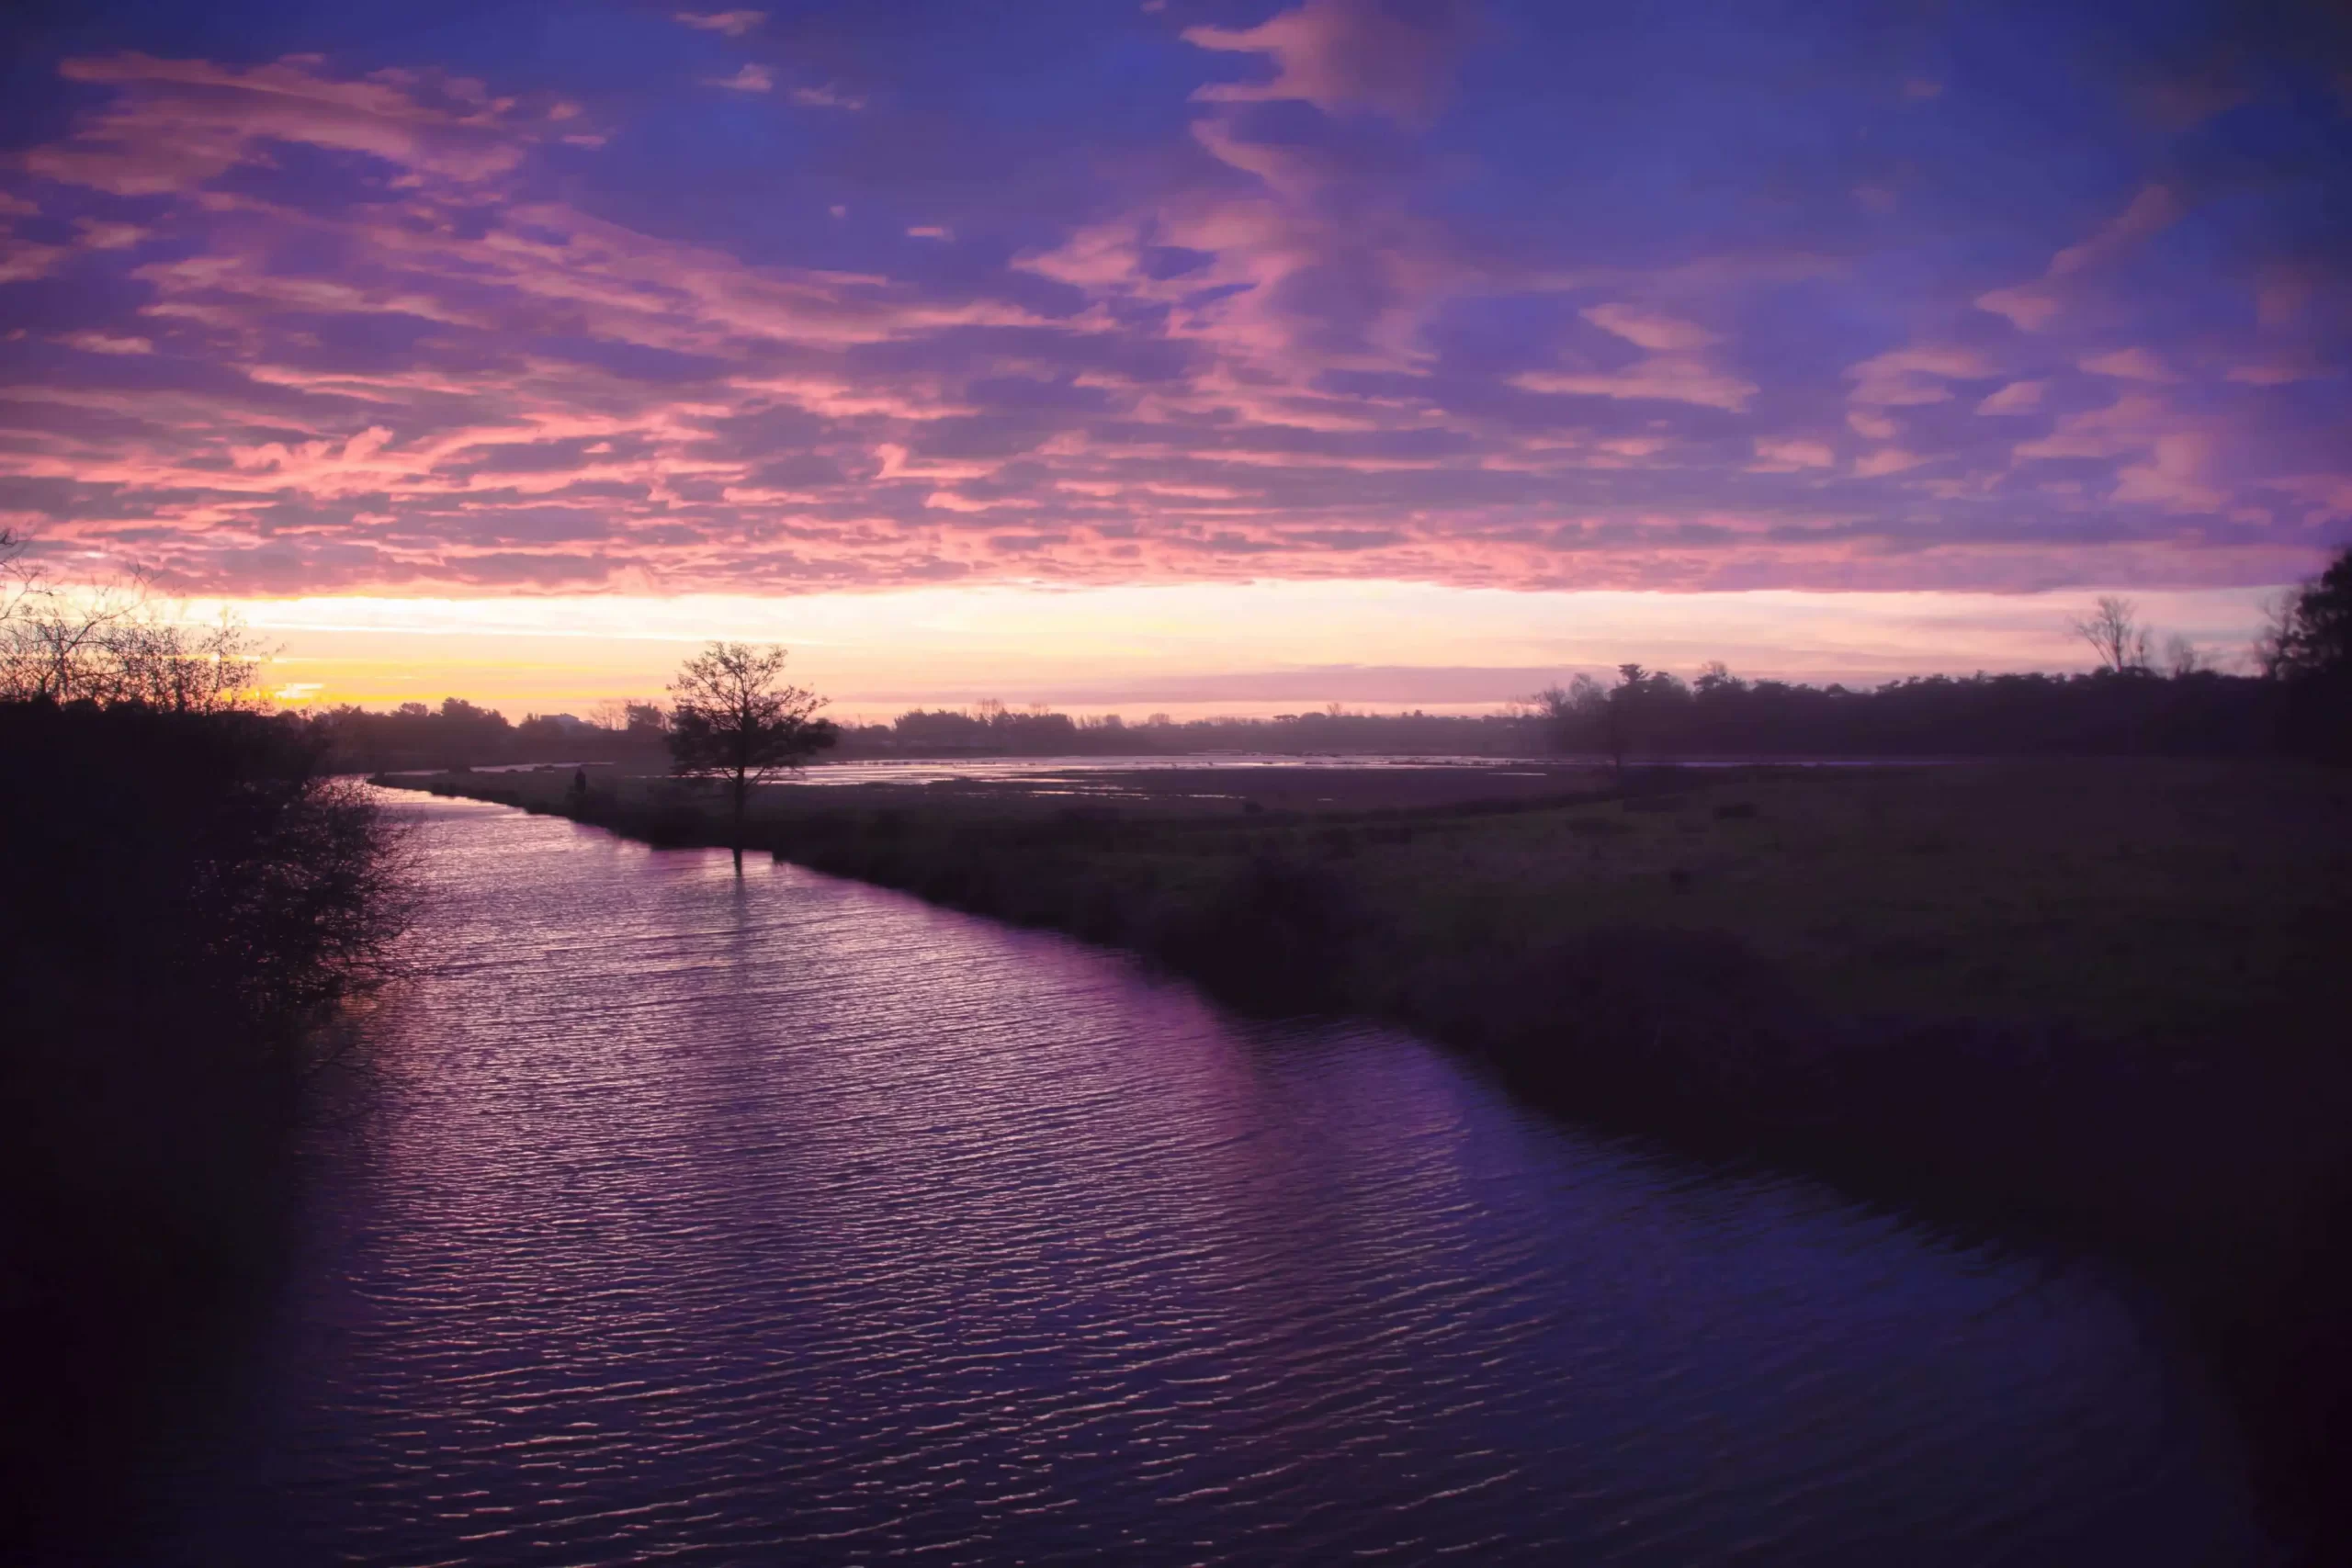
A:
0,0,2344,602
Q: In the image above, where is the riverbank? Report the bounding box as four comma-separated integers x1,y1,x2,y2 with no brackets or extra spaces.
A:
1,701,407,1560
393,758,2352,1555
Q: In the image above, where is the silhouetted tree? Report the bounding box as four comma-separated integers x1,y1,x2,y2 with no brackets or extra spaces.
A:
1532,682,1576,750
0,561,266,712
2072,595,2153,674
1602,664,1693,771
666,642,839,871
1693,660,1745,697
2268,548,2352,681
0,526,24,621
2263,546,2352,759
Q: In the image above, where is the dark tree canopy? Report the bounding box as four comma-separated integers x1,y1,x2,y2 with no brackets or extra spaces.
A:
2266,546,2352,760
2271,549,2352,682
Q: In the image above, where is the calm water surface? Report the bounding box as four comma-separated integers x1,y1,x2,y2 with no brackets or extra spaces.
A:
138,796,2267,1564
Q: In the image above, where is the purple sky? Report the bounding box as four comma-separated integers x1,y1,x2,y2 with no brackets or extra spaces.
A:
1,0,2347,705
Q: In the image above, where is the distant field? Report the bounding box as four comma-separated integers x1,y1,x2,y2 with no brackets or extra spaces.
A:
1348,759,2351,1049
421,757,2350,1052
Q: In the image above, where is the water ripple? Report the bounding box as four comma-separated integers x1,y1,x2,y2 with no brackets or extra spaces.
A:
135,796,2268,1566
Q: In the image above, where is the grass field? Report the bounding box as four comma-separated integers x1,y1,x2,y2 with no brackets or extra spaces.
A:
421,757,2350,1051
1346,760,2350,1046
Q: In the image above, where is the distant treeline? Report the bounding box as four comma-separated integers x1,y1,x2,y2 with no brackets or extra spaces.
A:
307,696,1541,769
867,704,1533,758
304,550,2352,771
11,536,2326,772
311,668,2339,773
1530,569,2352,764
1533,664,2292,761
307,697,669,771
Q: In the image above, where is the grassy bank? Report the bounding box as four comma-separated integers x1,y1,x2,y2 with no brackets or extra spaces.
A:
401,759,2352,1553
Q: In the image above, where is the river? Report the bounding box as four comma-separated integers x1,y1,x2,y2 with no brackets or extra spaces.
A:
128,795,2270,1564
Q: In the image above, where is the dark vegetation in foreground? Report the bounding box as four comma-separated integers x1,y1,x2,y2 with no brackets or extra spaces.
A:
0,700,405,1557
411,755,2352,1558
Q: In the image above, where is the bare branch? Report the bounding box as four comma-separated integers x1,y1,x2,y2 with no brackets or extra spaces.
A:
2069,595,2152,674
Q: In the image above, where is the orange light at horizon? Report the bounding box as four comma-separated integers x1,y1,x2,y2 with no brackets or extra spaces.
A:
182,580,2284,721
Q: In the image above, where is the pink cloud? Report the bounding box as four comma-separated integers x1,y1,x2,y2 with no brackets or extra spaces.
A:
1182,0,1475,127
0,47,2340,604
1975,184,2184,333
1750,437,1836,471
2113,434,2224,512
1976,379,2044,414
2014,393,2175,461
24,54,552,195
2225,357,2333,386
61,332,153,355
1581,303,1719,352
2080,346,2179,382
1513,357,1758,412
74,219,145,250
789,84,865,110
706,63,773,93
1854,447,1924,478
1974,282,2064,333
673,11,763,37
2049,186,2184,277
1846,344,1991,407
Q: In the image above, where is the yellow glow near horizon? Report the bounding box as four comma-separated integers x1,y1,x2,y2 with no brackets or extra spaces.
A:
166,580,2284,721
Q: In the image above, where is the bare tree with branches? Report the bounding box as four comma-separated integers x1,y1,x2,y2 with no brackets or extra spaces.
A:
1,569,267,710
666,642,839,872
2070,595,2153,674
0,527,24,622
2254,591,2300,679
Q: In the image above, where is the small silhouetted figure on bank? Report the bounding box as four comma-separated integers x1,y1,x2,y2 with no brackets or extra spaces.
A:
567,768,590,813
665,642,839,873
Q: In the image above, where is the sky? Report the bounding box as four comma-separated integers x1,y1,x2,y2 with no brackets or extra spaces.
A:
2,0,2347,714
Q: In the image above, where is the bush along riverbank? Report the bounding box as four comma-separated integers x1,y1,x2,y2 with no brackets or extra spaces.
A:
1,700,408,1560
402,757,2352,1558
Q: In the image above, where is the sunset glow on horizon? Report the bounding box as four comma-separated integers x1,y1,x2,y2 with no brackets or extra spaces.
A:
204,580,2278,720
3,0,2346,706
